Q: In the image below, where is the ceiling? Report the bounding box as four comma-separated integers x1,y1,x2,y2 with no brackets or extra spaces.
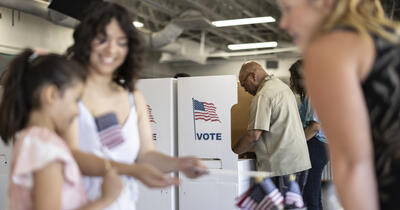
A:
114,0,289,51
5,0,400,57
110,0,400,52
382,0,400,20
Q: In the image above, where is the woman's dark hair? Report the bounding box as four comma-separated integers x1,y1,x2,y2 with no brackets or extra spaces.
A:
67,2,145,92
289,59,305,99
0,49,87,144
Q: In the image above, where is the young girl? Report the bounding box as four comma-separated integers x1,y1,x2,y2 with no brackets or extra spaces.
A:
278,0,400,209
0,49,122,210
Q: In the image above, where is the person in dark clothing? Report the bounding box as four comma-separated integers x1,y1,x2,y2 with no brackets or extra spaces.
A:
289,60,329,210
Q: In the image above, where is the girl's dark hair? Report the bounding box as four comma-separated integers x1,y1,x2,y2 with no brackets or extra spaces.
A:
67,2,145,92
289,60,305,99
0,49,87,144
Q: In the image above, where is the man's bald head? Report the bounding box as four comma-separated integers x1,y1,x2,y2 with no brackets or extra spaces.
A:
240,61,263,74
239,61,268,96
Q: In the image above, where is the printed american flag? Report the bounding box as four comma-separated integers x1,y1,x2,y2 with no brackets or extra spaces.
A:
284,179,304,208
147,104,156,123
193,99,221,123
236,178,284,210
95,113,125,149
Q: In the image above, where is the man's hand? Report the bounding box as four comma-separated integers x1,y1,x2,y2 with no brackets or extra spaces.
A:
233,129,263,154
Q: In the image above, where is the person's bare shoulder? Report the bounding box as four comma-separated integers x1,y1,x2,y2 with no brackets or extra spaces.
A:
132,90,145,101
305,31,375,79
306,30,370,57
132,90,147,112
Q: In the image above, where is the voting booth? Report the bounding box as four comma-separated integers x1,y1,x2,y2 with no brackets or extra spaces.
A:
136,78,178,210
177,75,255,210
0,141,11,210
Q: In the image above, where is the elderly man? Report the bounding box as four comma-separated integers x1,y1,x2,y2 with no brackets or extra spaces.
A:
233,61,311,193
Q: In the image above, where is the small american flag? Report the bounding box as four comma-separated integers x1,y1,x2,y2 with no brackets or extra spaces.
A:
284,177,304,208
95,113,125,149
256,179,284,210
147,104,156,123
193,99,221,123
237,178,284,210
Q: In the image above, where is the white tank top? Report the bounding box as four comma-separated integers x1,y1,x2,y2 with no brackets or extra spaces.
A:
78,93,140,210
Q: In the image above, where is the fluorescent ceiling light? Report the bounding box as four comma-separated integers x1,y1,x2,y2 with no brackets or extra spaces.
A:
133,21,144,28
33,0,50,5
228,42,278,50
212,16,275,27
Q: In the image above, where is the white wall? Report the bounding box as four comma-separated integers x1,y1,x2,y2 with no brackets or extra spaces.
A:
141,52,177,78
0,7,73,54
170,58,297,79
142,56,299,83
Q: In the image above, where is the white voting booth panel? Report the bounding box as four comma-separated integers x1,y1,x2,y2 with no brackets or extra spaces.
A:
178,75,255,210
136,78,178,210
0,141,11,210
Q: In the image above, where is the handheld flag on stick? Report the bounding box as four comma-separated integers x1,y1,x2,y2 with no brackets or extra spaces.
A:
284,174,305,209
236,178,284,210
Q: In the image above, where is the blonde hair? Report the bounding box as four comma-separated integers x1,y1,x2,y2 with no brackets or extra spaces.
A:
315,0,400,43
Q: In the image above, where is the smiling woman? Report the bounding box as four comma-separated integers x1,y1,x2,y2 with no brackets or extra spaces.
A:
67,2,144,92
88,19,129,78
65,2,207,210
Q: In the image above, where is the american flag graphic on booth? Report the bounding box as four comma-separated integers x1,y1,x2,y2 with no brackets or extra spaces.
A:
192,98,221,123
147,104,156,124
